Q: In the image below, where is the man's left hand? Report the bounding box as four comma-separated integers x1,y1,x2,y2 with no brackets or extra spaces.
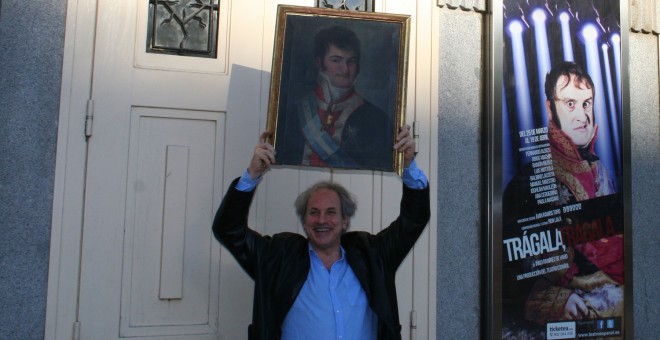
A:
394,124,416,168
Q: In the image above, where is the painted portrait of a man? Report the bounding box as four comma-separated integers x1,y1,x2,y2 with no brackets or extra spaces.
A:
268,8,408,172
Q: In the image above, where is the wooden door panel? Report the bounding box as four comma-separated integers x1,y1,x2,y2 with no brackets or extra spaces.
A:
71,0,434,338
119,107,224,337
77,0,257,338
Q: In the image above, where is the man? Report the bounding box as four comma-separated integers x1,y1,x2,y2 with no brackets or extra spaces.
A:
504,61,615,217
543,61,616,203
275,25,394,171
213,125,429,339
503,62,622,325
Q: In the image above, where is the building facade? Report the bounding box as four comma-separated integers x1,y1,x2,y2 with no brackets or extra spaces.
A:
1,0,657,339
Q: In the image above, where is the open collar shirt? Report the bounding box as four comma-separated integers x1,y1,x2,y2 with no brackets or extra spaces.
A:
280,245,377,340
231,159,428,338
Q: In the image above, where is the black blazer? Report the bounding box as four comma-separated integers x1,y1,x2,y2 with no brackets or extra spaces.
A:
212,177,431,339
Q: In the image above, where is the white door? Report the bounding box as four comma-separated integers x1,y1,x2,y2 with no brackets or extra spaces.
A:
77,0,260,338
64,1,437,339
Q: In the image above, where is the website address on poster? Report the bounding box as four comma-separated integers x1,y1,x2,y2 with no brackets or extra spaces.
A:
578,330,621,337
516,263,569,281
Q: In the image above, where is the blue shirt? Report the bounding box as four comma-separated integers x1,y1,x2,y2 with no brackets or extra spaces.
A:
236,158,429,191
234,159,428,337
281,245,377,340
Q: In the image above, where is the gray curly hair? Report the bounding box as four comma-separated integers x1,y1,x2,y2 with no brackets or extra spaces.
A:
294,181,357,229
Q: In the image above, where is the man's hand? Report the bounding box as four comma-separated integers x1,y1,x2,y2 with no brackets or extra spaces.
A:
247,131,276,180
394,124,416,168
563,293,589,320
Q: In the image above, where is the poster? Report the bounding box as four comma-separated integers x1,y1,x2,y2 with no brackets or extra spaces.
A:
499,1,626,339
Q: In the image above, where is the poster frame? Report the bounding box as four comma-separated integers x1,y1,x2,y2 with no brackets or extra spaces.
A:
486,0,633,338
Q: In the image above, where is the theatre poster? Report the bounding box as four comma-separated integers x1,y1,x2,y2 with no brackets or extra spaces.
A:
488,1,632,339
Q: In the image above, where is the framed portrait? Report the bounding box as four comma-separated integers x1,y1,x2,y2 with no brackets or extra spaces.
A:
266,5,410,173
487,0,632,339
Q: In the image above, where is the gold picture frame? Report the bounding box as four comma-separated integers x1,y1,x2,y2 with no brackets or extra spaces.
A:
266,5,410,174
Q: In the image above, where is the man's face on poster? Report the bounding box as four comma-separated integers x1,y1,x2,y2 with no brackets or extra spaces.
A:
317,43,359,89
548,74,595,148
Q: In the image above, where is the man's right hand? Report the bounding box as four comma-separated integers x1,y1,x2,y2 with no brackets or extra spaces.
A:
247,131,276,180
563,292,589,320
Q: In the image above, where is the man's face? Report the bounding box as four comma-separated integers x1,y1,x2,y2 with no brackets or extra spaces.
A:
302,188,348,253
547,74,595,148
318,44,358,89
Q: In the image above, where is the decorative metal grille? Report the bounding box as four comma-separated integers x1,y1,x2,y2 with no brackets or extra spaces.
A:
147,0,219,58
317,0,374,12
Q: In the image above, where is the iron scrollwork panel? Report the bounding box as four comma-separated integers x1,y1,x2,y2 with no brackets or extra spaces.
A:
147,0,219,58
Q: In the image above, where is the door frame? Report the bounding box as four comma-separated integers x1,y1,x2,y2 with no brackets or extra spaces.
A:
403,1,440,338
45,0,97,338
45,1,440,339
